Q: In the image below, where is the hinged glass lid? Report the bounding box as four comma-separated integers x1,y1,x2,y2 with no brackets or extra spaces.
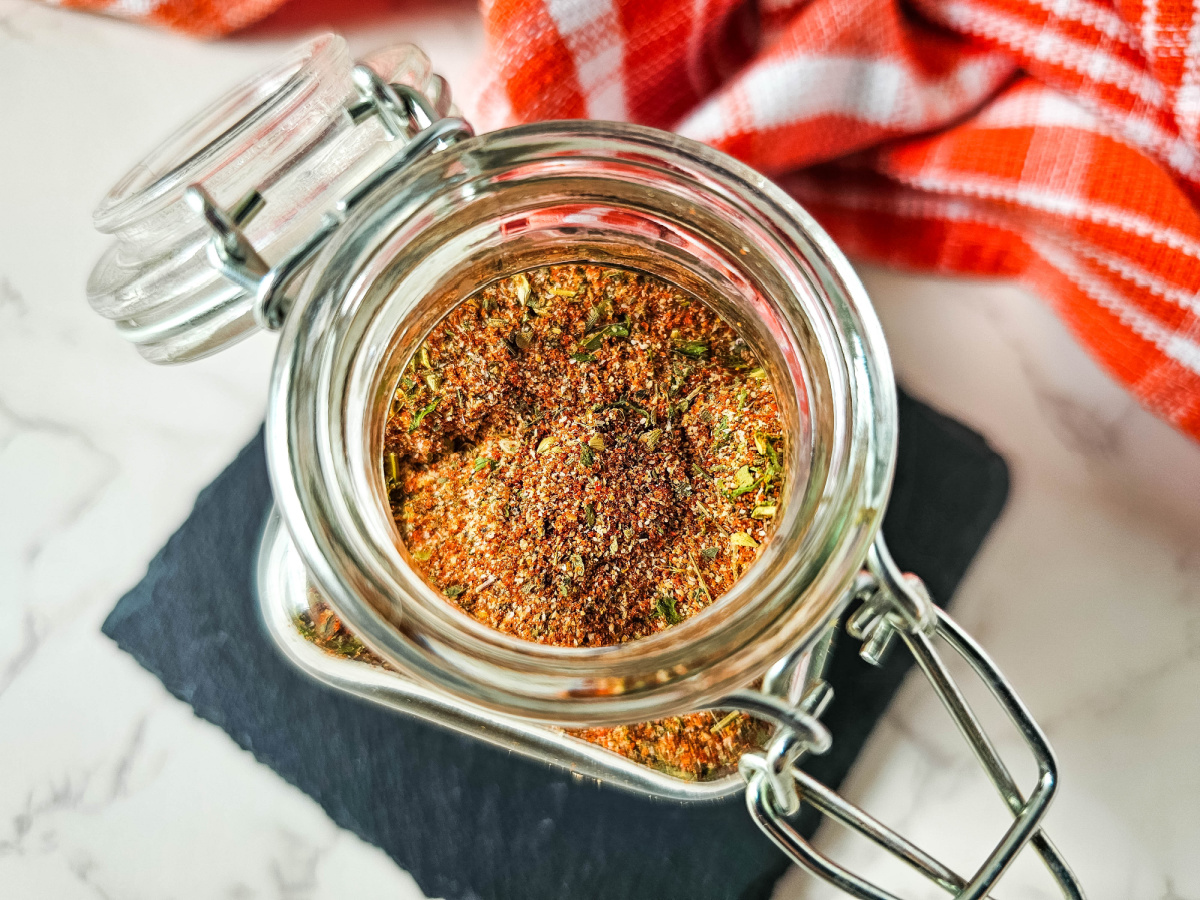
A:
87,34,457,364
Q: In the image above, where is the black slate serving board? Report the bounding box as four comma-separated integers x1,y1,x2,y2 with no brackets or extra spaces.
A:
103,390,1007,900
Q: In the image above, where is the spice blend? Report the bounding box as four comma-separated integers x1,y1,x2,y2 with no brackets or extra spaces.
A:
380,263,791,780
385,264,787,645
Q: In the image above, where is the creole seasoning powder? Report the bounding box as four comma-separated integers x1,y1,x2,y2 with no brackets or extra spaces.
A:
380,264,788,779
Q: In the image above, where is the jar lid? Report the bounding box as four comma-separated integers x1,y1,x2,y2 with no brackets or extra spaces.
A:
87,34,458,363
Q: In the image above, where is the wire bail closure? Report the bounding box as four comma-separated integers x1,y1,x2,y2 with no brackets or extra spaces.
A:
723,533,1084,900
175,45,1083,900
186,63,472,334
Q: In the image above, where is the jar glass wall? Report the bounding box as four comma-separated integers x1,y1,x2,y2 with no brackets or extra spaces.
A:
266,121,897,725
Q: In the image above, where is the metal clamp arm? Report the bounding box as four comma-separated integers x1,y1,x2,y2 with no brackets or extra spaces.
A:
728,534,1084,900
185,71,473,335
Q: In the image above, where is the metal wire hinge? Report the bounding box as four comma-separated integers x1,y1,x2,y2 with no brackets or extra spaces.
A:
185,64,473,333
720,534,1084,900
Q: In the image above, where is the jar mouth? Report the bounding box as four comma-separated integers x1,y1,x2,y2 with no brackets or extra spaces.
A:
268,122,897,725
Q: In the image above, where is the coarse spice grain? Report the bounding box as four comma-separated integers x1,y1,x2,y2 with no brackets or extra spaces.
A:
384,264,787,646
380,263,792,780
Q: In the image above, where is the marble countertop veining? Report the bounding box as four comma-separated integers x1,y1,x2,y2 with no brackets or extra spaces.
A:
1,1,1198,897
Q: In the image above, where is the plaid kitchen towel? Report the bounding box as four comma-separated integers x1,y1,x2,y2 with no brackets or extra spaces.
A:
65,0,1200,439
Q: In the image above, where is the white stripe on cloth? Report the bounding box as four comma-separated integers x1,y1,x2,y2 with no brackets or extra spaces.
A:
467,76,515,132
1142,0,1160,59
970,84,1200,178
785,175,1200,374
930,0,1167,107
1073,242,1200,316
544,0,628,120
1035,239,1200,376
101,0,163,15
1024,0,1143,53
975,85,1103,131
890,169,1200,260
1176,0,1200,142
678,52,1011,138
916,22,1200,181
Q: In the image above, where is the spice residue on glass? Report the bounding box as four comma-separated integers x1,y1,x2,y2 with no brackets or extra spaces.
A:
384,264,786,647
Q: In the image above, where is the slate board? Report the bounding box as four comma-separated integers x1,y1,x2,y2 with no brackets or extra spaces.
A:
103,389,1008,900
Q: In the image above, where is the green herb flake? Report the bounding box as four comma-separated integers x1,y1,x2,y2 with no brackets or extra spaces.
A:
701,547,719,561
640,428,663,451
512,273,531,304
584,503,596,527
677,386,702,416
757,433,782,470
727,465,765,498
626,401,653,425
751,505,777,519
580,321,631,352
413,548,433,562
607,322,631,339
579,333,604,352
731,532,759,549
408,397,440,433
673,340,709,360
444,584,466,599
711,711,740,733
571,352,595,363
580,443,595,467
655,594,682,625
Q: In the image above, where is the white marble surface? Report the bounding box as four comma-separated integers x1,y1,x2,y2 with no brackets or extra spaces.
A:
1,2,1197,897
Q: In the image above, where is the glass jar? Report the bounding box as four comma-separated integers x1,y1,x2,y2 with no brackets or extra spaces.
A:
88,35,1083,900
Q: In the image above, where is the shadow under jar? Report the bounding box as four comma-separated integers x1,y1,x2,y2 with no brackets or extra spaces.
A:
87,34,1084,900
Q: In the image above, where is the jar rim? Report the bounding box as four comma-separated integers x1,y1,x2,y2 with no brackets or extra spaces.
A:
267,121,897,724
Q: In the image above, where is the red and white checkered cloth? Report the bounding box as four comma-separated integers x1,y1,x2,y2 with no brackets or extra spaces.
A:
65,0,1200,439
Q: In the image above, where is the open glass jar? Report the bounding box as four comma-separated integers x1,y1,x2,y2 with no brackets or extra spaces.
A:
88,34,1083,900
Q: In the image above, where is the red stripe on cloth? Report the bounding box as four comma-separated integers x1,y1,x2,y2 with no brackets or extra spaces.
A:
486,0,589,121
615,0,759,128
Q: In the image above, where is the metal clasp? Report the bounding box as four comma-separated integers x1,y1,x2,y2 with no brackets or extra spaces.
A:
724,534,1084,899
185,66,473,333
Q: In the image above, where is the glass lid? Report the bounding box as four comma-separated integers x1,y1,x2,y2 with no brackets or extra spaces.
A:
87,34,452,364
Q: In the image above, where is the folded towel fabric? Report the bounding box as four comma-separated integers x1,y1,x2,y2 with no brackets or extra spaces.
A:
65,0,1200,440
